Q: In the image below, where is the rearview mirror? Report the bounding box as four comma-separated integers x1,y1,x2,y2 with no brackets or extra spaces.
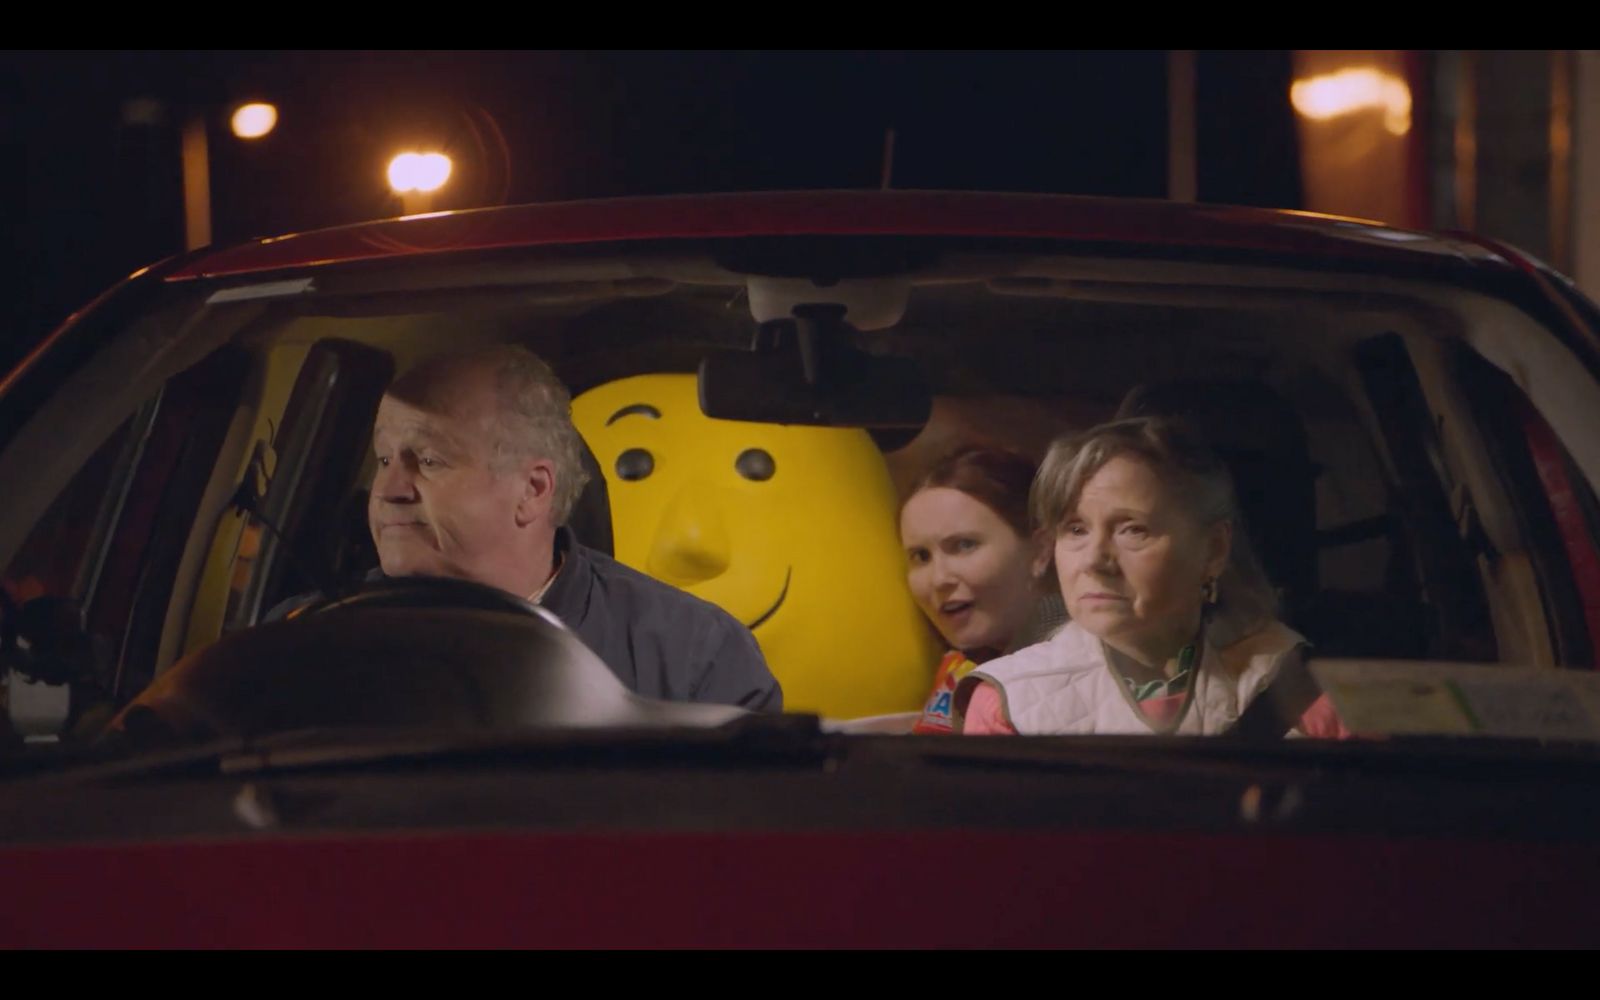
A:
698,305,930,429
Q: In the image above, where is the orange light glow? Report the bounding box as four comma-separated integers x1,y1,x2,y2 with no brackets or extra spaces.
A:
1291,68,1412,135
387,152,452,193
230,103,278,139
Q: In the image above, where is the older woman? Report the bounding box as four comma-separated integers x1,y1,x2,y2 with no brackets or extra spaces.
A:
955,417,1347,738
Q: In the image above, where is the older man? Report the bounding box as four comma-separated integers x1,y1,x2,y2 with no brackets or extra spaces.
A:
279,344,781,712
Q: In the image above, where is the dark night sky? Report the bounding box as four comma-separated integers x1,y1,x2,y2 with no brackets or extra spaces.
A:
0,50,1300,367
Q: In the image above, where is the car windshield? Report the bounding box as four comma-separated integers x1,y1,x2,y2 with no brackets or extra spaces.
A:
4,218,1600,760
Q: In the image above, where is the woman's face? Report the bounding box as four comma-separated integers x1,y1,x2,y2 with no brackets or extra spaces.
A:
901,487,1044,655
1051,456,1230,663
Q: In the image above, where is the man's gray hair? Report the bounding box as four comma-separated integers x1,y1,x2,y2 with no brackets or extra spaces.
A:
387,344,591,524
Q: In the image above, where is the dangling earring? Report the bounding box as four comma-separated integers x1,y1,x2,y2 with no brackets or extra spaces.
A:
1202,576,1220,608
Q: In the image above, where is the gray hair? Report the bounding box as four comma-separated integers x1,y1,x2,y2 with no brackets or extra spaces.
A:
1032,416,1278,638
388,344,591,525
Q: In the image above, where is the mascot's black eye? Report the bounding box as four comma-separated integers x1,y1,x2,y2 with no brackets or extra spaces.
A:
616,448,655,481
735,448,776,482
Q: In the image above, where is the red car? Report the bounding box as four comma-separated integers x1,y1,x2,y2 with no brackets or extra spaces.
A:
2,191,1599,947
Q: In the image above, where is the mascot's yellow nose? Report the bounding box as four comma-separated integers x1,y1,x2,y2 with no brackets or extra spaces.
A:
646,480,733,585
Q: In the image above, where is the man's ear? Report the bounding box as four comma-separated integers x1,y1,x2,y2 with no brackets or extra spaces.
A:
514,457,558,527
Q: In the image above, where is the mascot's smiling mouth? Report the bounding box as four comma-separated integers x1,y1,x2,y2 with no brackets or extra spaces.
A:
746,568,792,630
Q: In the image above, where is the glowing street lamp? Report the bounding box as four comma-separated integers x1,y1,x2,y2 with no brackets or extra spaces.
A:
1290,67,1413,136
387,151,452,214
180,101,281,251
230,102,278,140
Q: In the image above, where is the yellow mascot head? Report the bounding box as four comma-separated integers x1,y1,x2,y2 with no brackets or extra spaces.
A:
572,373,939,718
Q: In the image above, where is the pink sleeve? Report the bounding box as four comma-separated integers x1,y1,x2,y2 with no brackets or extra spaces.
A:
1296,692,1354,740
960,681,1018,735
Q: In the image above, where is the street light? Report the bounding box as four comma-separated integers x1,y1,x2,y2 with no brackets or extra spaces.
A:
181,101,281,252
387,151,452,215
1290,67,1412,137
230,103,278,140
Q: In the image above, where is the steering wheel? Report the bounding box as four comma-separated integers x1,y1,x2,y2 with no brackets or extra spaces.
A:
101,566,753,751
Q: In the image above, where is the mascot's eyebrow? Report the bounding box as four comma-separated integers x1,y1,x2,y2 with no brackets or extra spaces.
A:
606,403,662,426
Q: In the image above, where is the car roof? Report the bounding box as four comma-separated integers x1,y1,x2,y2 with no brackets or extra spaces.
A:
165,190,1513,282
